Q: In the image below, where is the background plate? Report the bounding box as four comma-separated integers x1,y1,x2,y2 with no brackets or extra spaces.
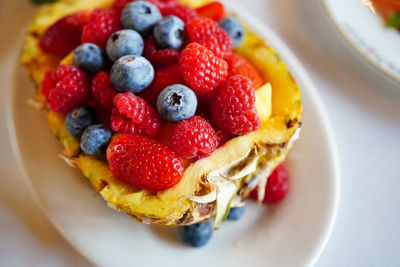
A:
9,1,340,267
323,0,400,83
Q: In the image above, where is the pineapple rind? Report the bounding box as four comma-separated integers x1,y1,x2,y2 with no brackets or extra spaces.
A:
21,0,302,226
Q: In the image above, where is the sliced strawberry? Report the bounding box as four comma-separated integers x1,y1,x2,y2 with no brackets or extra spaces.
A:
40,11,90,55
196,2,225,21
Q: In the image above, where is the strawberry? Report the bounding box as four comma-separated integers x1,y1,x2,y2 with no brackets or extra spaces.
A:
107,133,184,191
196,2,225,21
39,11,89,55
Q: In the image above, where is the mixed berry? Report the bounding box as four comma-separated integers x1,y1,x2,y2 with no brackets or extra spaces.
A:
250,164,291,204
39,0,292,248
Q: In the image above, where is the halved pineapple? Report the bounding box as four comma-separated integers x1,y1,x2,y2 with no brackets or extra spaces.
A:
21,0,302,227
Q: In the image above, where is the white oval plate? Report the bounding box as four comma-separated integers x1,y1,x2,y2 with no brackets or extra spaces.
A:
323,0,400,83
8,1,340,266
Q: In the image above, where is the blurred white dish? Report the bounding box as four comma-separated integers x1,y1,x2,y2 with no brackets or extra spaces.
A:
8,1,340,267
323,0,400,83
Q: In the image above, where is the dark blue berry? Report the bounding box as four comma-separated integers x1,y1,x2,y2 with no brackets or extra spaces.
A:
80,125,112,156
110,55,154,93
121,1,162,37
218,17,245,48
156,84,197,123
65,106,97,137
106,29,144,62
73,43,107,74
227,206,245,221
153,16,185,49
179,221,213,248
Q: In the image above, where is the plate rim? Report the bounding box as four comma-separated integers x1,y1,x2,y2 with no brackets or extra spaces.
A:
5,65,97,266
321,0,400,84
228,1,341,265
7,1,341,266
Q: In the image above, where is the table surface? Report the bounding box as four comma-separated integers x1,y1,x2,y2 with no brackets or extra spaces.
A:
1,0,399,266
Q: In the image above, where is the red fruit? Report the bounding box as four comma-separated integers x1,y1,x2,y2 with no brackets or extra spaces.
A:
110,108,136,133
111,92,161,137
107,133,184,191
40,11,90,55
211,75,260,135
81,8,121,48
225,53,264,89
139,64,184,107
179,43,228,96
91,72,117,112
172,116,218,159
195,2,225,21
250,164,290,204
112,0,132,15
144,36,180,68
215,128,230,147
42,65,90,114
162,3,198,23
186,17,232,58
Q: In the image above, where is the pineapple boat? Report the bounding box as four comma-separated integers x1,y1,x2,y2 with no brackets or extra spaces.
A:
21,0,302,229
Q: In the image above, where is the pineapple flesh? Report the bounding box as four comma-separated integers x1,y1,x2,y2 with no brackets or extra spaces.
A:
21,0,302,227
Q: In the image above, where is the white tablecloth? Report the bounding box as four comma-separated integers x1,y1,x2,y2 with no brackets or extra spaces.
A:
1,0,399,266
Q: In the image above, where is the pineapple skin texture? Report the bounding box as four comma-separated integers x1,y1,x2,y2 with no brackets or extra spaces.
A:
21,0,302,226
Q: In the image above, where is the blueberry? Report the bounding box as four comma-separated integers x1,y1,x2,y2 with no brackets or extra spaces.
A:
73,43,107,74
121,1,162,37
106,29,144,62
179,221,213,248
80,125,112,156
153,16,185,49
157,84,197,123
65,106,97,137
110,55,154,93
218,17,245,48
227,206,245,221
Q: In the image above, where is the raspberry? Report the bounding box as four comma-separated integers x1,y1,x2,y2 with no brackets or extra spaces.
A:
139,64,184,107
42,65,90,114
250,164,290,204
81,8,121,48
40,11,89,55
186,17,232,58
172,116,218,159
179,43,228,96
195,1,225,21
144,36,180,68
107,133,184,191
225,53,264,89
110,108,135,133
211,75,260,135
162,3,198,23
111,92,161,137
91,71,117,112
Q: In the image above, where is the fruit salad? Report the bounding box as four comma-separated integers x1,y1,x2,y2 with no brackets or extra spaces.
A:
21,0,302,247
371,0,400,31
